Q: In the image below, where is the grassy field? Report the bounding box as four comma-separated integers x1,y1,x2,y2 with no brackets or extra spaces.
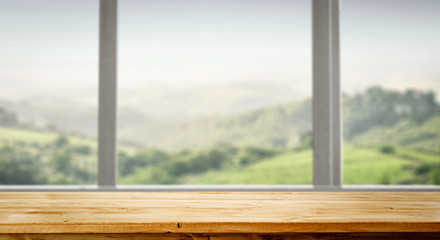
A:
0,126,96,147
1,126,438,185
343,145,413,185
186,150,313,185
0,126,137,153
0,126,98,184
352,117,440,154
2,87,439,185
185,145,439,185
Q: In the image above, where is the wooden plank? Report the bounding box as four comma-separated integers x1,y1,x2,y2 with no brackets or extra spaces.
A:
0,192,439,233
1,233,440,240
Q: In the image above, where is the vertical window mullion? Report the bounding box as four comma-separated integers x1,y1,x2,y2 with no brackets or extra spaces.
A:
331,0,342,187
98,0,118,188
312,0,341,188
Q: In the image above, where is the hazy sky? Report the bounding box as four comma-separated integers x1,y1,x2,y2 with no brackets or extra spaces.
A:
0,0,99,102
342,0,440,95
118,0,310,91
0,0,439,102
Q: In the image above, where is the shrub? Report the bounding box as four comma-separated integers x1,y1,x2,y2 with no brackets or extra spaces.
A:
118,148,170,177
165,148,231,177
378,144,395,154
415,164,431,175
72,145,92,155
54,135,69,148
299,131,313,150
238,146,277,166
0,146,47,184
430,169,440,185
380,171,391,185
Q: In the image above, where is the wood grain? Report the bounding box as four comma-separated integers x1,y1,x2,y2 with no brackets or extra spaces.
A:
0,192,439,234
1,233,440,240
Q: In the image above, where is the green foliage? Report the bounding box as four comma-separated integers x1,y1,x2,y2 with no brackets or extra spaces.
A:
380,171,391,185
414,162,440,185
54,135,69,148
298,131,313,150
395,147,440,164
430,169,440,185
72,145,92,155
188,150,313,185
49,148,72,173
44,137,96,184
344,87,440,139
343,145,413,185
117,86,439,153
166,159,191,177
118,148,169,177
47,147,94,184
238,146,278,166
415,164,431,175
378,144,395,154
120,145,283,184
1,87,440,186
119,146,234,183
0,145,47,184
177,145,439,185
121,167,176,185
165,147,232,177
352,116,440,154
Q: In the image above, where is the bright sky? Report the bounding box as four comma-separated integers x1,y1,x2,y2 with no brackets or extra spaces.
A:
0,0,439,101
341,0,440,95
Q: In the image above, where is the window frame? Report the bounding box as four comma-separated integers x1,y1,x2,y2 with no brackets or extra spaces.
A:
1,0,439,192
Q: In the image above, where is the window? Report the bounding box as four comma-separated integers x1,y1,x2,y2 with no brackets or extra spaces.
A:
0,0,438,190
0,0,99,185
342,0,440,185
117,0,312,185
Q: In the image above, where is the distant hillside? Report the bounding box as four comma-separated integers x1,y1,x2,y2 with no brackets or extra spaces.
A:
119,79,305,121
343,87,440,139
0,98,149,137
345,87,440,154
119,86,440,151
2,86,438,152
1,86,439,185
352,116,440,154
185,145,439,185
119,100,312,151
0,78,302,137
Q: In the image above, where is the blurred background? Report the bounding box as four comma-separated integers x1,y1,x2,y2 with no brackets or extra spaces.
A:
0,0,438,185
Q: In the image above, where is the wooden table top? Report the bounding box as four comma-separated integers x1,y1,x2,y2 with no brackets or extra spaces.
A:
0,192,439,234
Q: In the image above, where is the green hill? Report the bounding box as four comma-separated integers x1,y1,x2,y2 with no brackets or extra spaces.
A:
119,86,440,152
118,87,440,185
352,116,440,154
186,150,313,185
1,86,439,185
119,99,312,151
184,145,439,185
0,125,134,185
